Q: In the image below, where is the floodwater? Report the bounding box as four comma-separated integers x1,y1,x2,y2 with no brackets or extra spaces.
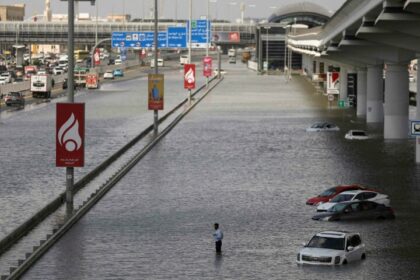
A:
20,63,420,279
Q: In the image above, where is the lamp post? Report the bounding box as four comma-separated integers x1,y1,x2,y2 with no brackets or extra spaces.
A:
188,0,192,64
153,0,159,135
95,0,98,46
265,26,271,73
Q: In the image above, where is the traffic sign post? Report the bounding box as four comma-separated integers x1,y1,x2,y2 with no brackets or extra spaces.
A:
187,20,211,49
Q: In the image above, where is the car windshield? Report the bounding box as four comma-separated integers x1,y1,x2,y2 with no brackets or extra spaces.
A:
353,131,366,136
319,187,336,197
311,123,323,128
331,194,354,203
10,92,20,97
329,203,348,212
306,236,345,250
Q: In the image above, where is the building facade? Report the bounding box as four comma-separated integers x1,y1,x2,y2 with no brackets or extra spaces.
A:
0,4,25,22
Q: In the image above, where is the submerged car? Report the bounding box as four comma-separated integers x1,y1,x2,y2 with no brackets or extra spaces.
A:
297,231,366,265
306,184,368,206
103,71,114,79
345,130,369,140
317,190,390,212
113,69,124,77
306,122,340,132
312,200,395,221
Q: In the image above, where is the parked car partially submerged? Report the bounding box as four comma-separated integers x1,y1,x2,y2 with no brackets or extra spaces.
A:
4,92,25,107
306,184,369,206
306,122,340,132
297,231,366,265
345,130,369,140
312,200,395,221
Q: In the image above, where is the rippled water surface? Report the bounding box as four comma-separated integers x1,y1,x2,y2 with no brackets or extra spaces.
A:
21,63,420,279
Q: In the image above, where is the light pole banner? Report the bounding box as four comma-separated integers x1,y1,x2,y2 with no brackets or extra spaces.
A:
94,48,100,66
203,56,212,77
327,72,340,94
148,74,164,110
56,103,85,167
184,64,196,89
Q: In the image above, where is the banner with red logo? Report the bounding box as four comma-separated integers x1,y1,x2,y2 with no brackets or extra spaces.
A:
94,48,101,66
203,56,212,77
327,72,340,94
148,74,164,110
56,103,85,167
184,64,196,89
229,32,240,42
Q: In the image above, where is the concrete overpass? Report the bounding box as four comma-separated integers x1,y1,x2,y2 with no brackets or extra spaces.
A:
288,0,420,161
0,21,256,48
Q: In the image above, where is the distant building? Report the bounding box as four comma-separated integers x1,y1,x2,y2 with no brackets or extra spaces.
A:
107,14,131,22
0,4,25,21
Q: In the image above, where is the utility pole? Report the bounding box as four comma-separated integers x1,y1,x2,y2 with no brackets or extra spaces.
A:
153,0,159,135
188,0,192,64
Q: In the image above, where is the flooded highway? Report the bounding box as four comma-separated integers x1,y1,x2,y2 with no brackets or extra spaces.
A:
9,62,420,279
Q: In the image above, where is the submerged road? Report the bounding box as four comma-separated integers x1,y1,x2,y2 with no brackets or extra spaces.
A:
9,61,420,279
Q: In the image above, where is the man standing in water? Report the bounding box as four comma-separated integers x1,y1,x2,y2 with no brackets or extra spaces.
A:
213,223,223,254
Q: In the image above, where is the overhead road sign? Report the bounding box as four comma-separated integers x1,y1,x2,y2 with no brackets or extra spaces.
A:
167,27,187,48
187,20,211,48
111,32,167,48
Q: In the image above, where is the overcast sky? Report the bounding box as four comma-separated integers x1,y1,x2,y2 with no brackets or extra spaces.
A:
2,0,345,21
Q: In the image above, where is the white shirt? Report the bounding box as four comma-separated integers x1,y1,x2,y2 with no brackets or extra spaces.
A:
213,229,223,242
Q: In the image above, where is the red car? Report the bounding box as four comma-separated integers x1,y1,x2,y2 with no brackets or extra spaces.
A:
306,185,369,206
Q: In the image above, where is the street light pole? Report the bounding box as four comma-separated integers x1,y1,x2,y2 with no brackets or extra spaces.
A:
206,0,210,88
66,0,75,216
265,26,270,73
95,0,98,46
153,0,159,135
188,0,192,64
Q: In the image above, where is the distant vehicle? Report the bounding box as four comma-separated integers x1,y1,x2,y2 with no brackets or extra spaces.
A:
4,92,25,107
30,74,52,98
213,69,227,76
86,73,100,89
151,58,164,67
306,185,369,206
306,122,340,132
53,67,64,75
180,55,188,65
103,71,114,79
228,48,236,57
316,190,390,212
297,231,366,265
345,130,369,140
229,56,236,64
108,58,115,65
114,59,123,65
37,70,47,75
113,69,124,77
74,50,90,62
0,72,13,83
74,67,89,87
312,200,395,221
24,65,38,80
242,50,251,63
0,76,8,85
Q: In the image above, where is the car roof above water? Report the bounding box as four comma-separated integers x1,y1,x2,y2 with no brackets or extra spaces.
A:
316,231,350,238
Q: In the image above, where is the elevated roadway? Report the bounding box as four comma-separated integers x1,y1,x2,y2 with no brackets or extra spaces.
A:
0,21,256,46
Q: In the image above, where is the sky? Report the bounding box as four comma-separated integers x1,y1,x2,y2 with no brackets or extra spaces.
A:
2,0,346,21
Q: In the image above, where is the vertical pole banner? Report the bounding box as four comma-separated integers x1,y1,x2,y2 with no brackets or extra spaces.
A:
148,74,164,110
56,103,85,167
94,48,101,66
184,64,196,89
203,56,212,77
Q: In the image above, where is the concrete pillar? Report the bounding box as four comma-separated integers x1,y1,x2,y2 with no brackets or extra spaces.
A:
13,45,25,66
384,63,409,139
357,68,367,117
366,65,384,123
339,67,348,101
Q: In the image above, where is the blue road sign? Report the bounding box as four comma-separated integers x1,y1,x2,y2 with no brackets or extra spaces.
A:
167,27,187,48
187,20,211,48
112,32,167,48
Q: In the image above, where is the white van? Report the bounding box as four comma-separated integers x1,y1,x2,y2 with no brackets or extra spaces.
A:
180,55,188,65
151,58,164,67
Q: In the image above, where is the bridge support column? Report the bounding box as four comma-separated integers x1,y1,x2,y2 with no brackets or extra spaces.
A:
367,65,384,123
357,68,367,117
339,67,348,102
384,63,409,139
13,45,25,66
